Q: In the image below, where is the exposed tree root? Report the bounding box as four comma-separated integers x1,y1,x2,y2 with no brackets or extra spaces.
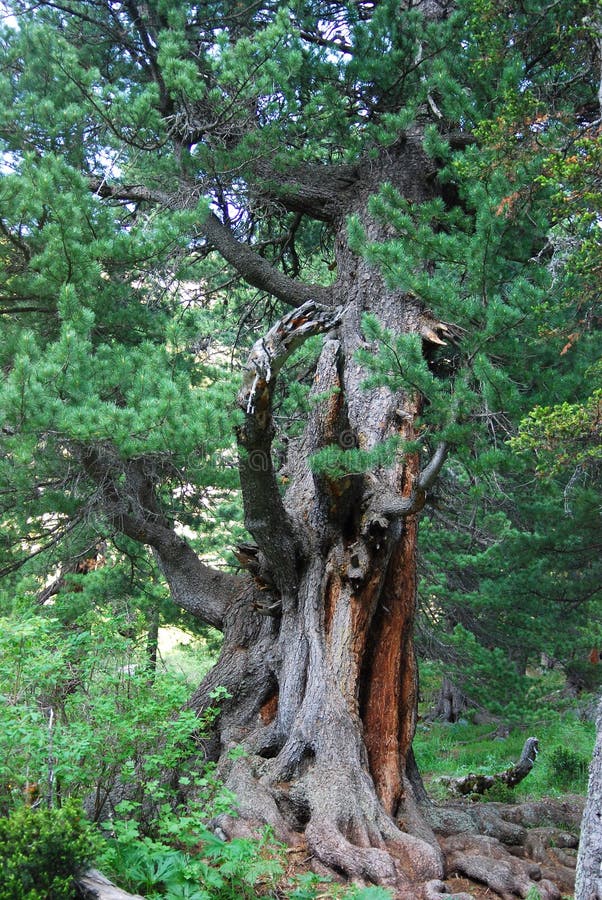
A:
203,745,584,900
441,833,562,899
425,797,584,900
213,755,304,845
213,752,444,893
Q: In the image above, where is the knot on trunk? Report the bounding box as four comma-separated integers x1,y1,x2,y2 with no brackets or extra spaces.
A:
234,541,282,615
345,540,370,583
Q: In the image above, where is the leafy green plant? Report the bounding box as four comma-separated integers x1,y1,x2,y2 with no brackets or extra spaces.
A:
287,872,327,900
345,888,393,899
99,805,285,900
0,606,221,820
0,800,97,900
548,746,589,791
282,872,394,900
481,781,515,803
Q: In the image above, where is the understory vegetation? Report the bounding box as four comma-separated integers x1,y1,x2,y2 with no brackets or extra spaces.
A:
0,609,596,899
415,663,594,801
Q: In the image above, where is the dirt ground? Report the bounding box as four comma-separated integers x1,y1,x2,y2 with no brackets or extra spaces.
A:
444,875,538,898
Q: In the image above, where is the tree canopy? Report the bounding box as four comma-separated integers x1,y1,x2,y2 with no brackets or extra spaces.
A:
0,0,600,896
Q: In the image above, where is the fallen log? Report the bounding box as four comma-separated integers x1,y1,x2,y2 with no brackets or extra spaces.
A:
441,736,539,796
75,869,145,900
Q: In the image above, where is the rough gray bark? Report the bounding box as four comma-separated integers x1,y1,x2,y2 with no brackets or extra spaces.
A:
575,696,602,900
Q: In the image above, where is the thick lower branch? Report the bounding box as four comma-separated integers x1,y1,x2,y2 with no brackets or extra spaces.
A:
150,536,241,630
253,159,360,222
201,212,333,307
109,513,239,629
89,179,332,308
81,446,240,629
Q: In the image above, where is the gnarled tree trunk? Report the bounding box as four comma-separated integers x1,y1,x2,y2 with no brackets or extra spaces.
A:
0,0,593,894
87,142,438,896
83,139,578,899
170,144,451,894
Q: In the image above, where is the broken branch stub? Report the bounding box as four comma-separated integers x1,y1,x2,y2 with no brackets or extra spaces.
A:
239,300,344,415
236,300,344,592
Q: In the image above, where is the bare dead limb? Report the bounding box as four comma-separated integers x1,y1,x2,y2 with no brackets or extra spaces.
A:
441,736,540,796
236,300,343,591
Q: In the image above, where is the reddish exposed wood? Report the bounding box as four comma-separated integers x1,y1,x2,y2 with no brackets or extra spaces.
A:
360,452,421,816
323,570,341,641
259,690,279,725
348,564,386,700
398,515,420,766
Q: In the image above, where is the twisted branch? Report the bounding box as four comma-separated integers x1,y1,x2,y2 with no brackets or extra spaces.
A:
237,300,344,592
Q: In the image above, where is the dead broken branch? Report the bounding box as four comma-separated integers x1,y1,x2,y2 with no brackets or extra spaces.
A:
441,736,539,796
75,869,145,900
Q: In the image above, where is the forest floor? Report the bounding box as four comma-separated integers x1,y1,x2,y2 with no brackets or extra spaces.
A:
383,662,594,900
444,876,500,898
158,641,595,900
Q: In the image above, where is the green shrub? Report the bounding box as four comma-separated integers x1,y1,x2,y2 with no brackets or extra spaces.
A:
99,803,285,900
548,746,589,791
0,801,97,900
482,780,515,803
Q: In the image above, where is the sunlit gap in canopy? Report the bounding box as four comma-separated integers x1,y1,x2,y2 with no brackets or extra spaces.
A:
0,1,18,31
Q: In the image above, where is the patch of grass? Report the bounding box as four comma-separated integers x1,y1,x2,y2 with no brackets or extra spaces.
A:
414,714,594,800
547,745,590,792
159,627,221,684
